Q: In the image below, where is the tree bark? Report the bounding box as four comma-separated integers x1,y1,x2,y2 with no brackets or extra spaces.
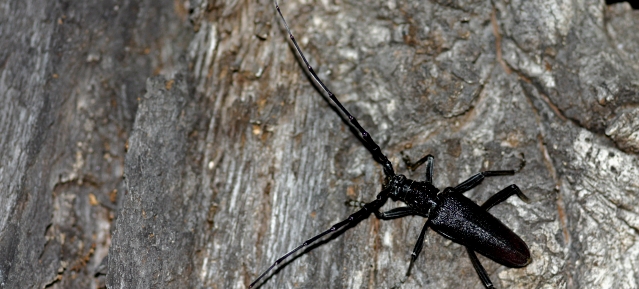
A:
1,0,638,289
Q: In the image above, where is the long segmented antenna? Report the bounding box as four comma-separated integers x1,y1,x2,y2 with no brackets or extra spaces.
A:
249,187,393,288
274,0,395,177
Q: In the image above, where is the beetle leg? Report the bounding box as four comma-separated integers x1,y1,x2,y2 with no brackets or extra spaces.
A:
424,155,434,184
481,184,530,211
461,184,530,289
374,207,417,219
453,170,515,193
401,153,435,183
466,247,495,289
374,208,431,283
404,221,430,279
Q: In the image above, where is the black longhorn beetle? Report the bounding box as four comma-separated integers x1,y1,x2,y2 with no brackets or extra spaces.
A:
250,1,532,288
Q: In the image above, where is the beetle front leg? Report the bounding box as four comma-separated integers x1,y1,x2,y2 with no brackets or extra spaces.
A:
401,153,434,183
374,207,417,219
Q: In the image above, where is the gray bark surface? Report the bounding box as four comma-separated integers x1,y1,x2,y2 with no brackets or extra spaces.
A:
1,0,638,289
0,0,189,288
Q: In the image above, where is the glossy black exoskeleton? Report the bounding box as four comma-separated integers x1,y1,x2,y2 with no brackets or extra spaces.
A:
250,1,532,288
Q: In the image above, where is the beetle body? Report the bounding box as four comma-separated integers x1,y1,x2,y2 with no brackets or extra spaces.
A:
427,189,531,267
390,175,531,269
250,2,532,288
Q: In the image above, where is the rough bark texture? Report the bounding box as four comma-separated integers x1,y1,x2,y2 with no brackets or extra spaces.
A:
0,0,190,288
1,0,638,289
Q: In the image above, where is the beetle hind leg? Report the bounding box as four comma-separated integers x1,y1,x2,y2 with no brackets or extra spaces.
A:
463,184,529,289
467,247,495,289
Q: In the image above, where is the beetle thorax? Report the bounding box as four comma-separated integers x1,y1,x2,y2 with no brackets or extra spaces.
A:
406,181,439,215
388,175,439,214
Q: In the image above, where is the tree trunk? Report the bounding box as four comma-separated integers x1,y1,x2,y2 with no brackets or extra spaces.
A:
1,0,638,289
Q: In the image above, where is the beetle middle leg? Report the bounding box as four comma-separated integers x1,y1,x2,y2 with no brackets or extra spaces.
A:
403,221,430,281
373,208,430,285
480,184,530,211
453,170,516,193
390,153,438,283
466,184,530,288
